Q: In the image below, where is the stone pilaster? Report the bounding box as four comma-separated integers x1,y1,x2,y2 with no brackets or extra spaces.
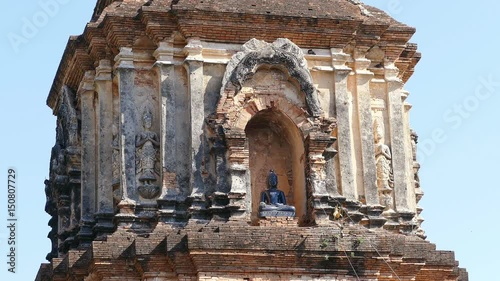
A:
403,94,416,208
319,68,344,212
77,70,97,244
331,48,362,222
184,39,209,220
403,100,417,234
115,47,138,226
323,138,341,198
385,65,415,227
225,132,250,221
154,41,185,223
154,41,177,197
354,56,385,228
94,59,115,236
306,131,336,224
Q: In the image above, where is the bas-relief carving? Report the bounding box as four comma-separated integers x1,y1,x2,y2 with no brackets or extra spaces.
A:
374,119,395,214
46,86,81,259
136,105,161,200
411,129,426,238
411,130,421,192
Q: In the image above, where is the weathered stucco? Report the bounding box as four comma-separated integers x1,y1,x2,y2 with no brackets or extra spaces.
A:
37,1,466,280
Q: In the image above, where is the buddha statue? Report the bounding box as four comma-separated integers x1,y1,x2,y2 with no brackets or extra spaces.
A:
258,170,296,217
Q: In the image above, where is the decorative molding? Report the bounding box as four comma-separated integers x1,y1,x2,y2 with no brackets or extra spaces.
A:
222,38,322,117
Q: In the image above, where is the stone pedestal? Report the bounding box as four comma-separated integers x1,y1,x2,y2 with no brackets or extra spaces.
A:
258,217,298,227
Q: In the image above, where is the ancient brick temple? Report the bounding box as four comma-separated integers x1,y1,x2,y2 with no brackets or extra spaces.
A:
36,0,468,280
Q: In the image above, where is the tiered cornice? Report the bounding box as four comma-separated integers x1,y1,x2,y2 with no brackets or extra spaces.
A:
47,0,420,110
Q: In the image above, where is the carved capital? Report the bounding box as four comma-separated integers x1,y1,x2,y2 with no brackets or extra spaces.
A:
114,47,134,69
154,41,175,65
77,71,96,98
330,48,352,72
184,38,203,61
95,59,112,81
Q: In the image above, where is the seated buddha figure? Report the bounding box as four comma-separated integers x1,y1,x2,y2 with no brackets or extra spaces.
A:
258,170,295,217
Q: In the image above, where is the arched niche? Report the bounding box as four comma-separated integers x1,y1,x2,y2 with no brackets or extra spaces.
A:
208,38,337,225
245,109,306,224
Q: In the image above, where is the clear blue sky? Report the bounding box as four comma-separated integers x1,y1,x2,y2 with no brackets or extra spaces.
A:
0,1,498,280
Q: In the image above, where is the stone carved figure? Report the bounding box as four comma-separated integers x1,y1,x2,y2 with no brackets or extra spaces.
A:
374,120,393,192
373,120,394,213
410,130,422,191
136,106,161,199
258,170,295,217
411,129,426,238
46,88,81,258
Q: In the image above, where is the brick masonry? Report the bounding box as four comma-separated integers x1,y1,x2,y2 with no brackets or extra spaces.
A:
36,222,467,281
37,1,466,280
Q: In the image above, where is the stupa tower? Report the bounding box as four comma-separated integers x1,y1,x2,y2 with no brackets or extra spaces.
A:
36,1,467,280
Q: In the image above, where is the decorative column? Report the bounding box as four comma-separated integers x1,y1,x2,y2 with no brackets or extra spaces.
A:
354,56,385,228
115,47,138,225
94,59,115,236
403,97,418,233
316,69,344,211
385,65,415,226
306,126,336,224
154,41,186,223
184,39,208,220
77,70,97,244
225,131,250,220
331,48,362,222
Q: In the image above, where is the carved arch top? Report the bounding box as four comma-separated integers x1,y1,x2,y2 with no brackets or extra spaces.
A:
221,38,322,117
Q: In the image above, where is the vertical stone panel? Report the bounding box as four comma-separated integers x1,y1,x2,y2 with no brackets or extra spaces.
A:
331,49,361,220
385,65,415,222
175,64,191,196
154,42,178,198
184,39,208,219
78,71,97,243
203,63,225,196
354,57,384,227
115,47,138,225
403,98,417,212
314,69,340,199
154,42,190,223
94,59,115,234
403,96,418,233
